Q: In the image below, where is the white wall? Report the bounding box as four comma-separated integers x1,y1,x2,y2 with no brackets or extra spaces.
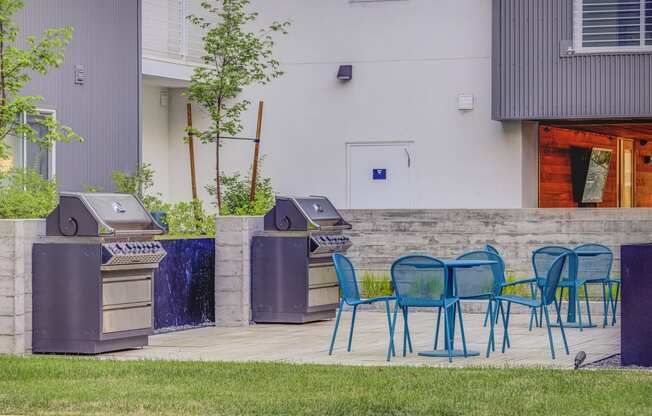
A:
145,0,525,209
142,84,170,199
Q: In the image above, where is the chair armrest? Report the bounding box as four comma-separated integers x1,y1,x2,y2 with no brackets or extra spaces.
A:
501,278,537,288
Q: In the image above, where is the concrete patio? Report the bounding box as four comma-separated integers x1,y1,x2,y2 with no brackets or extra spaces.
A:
105,310,620,368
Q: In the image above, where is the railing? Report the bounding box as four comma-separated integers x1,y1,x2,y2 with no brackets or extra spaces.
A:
142,0,207,65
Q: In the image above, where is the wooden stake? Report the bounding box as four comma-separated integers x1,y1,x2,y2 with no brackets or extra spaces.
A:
186,103,198,200
250,101,264,202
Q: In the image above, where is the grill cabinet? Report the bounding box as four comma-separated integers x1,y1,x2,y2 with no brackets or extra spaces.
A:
32,192,167,354
251,196,351,323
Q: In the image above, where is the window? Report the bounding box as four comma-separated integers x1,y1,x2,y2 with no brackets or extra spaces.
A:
574,0,652,52
5,110,56,179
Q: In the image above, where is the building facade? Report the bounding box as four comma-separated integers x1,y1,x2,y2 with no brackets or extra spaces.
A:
142,0,526,210
13,0,141,192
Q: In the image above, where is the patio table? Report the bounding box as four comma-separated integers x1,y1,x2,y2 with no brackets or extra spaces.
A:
550,250,604,329
404,259,497,358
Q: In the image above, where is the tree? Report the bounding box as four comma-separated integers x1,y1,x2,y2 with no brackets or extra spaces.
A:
186,0,289,210
0,0,81,163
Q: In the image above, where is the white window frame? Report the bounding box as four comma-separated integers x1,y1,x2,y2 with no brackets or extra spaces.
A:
573,0,652,54
15,109,57,179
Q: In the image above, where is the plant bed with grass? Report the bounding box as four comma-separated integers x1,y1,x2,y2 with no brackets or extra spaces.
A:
1,357,651,415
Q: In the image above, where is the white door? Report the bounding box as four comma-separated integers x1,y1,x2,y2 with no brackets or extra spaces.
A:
347,142,413,208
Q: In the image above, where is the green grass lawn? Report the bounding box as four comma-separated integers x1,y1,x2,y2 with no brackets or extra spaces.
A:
1,356,651,415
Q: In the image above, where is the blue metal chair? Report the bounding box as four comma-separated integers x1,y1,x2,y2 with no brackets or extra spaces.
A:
574,244,613,327
496,252,570,359
329,253,396,360
390,255,467,362
453,250,506,357
483,244,540,330
532,246,591,330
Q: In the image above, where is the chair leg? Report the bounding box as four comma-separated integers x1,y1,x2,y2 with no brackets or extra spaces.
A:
433,306,442,350
384,300,395,361
328,299,344,355
601,282,608,328
486,300,496,358
389,302,399,362
612,283,620,326
576,287,584,331
456,300,468,357
528,283,538,331
501,302,512,353
443,304,453,363
499,301,511,349
542,304,556,360
553,297,569,355
404,308,413,353
554,289,563,325
583,284,593,327
347,305,358,352
482,302,491,328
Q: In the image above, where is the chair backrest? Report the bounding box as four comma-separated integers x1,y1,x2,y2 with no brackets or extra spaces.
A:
455,251,504,298
540,253,570,305
332,253,361,304
390,255,447,305
532,246,576,283
485,244,500,257
574,243,613,281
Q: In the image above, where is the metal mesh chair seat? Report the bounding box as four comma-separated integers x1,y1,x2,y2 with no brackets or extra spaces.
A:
496,295,539,308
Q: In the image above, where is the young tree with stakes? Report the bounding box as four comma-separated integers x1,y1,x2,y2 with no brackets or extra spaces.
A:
186,0,289,210
0,0,81,165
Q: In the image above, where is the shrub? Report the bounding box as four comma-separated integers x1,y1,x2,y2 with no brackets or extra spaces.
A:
0,169,58,219
359,271,393,298
206,171,274,216
165,200,215,237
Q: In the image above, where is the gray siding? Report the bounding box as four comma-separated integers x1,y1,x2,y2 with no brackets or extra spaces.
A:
17,0,141,191
492,0,652,121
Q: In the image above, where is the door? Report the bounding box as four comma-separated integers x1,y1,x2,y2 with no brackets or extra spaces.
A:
347,142,413,208
618,139,635,207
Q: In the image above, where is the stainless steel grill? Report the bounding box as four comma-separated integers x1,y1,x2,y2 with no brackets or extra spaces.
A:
33,192,167,354
252,196,351,323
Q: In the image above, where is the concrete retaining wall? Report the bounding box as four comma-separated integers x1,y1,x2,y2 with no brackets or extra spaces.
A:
341,209,652,277
0,220,44,354
214,216,264,327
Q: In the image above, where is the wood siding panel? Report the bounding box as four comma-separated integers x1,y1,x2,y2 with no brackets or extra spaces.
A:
539,126,618,208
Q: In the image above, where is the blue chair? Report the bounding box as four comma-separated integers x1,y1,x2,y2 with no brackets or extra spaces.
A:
483,244,540,330
390,255,467,363
496,252,570,359
329,253,396,360
574,244,613,327
453,250,506,357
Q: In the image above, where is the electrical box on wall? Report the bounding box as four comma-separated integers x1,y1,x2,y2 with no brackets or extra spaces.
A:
457,93,474,111
74,65,85,85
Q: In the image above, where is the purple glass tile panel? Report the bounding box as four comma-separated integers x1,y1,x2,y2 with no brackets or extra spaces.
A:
621,244,652,367
154,238,215,332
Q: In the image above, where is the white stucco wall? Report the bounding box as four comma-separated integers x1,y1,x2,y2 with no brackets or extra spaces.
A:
142,84,171,199
143,0,525,209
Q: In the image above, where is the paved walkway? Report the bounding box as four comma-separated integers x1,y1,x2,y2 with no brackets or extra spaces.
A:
106,311,620,368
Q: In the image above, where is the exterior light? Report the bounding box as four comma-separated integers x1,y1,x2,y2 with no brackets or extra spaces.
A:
337,65,353,81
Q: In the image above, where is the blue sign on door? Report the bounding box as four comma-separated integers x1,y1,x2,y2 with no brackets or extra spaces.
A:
373,169,387,180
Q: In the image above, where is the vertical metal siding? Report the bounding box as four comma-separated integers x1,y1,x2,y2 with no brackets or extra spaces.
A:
492,0,652,120
17,0,140,191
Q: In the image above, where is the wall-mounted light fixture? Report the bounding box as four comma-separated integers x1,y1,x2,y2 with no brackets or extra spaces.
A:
643,155,652,165
337,65,353,81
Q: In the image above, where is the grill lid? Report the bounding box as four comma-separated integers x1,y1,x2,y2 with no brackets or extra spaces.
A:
263,196,351,232
46,192,166,237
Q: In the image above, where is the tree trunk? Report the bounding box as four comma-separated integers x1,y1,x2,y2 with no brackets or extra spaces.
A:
216,136,221,211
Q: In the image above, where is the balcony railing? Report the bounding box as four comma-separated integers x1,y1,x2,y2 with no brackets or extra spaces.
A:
142,0,207,65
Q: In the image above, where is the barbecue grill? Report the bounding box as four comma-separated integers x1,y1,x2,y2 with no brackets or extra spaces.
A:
32,192,167,354
251,196,352,323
